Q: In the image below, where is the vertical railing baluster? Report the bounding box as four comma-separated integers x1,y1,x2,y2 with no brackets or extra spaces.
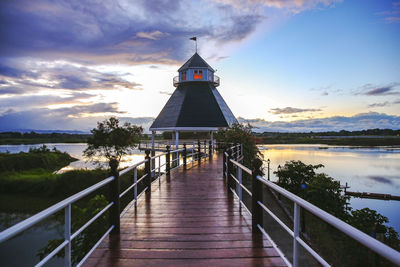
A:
158,156,161,185
133,167,137,209
208,140,212,159
192,142,195,164
204,140,207,156
145,150,151,196
109,159,120,234
166,145,170,178
64,204,71,267
197,140,201,165
183,143,187,170
227,149,233,194
223,150,226,181
252,158,263,233
238,166,242,212
293,203,300,267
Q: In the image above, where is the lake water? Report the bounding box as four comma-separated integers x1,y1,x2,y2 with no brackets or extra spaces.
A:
0,143,148,172
1,143,399,266
259,144,400,233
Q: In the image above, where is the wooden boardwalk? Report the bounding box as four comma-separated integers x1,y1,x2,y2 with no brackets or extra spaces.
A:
85,154,286,266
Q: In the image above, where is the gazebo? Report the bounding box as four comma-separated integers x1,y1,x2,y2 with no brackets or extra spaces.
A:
149,52,237,149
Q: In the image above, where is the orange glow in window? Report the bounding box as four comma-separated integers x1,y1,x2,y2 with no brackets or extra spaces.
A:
194,70,203,79
182,71,186,80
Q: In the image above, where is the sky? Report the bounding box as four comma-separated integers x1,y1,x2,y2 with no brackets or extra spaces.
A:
0,0,399,133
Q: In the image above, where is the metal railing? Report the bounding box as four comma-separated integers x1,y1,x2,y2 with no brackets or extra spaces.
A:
139,139,214,151
172,74,220,87
223,145,400,267
0,141,214,267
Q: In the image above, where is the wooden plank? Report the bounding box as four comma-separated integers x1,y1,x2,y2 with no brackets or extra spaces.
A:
85,154,286,267
85,257,286,267
98,240,272,249
90,247,280,259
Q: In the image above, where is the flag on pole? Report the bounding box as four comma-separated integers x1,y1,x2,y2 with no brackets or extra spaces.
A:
190,37,197,52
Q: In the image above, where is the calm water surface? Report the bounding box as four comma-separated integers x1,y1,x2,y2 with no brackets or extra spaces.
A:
259,144,400,232
0,143,148,172
1,143,399,266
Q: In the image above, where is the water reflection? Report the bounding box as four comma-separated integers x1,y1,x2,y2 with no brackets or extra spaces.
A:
0,143,148,173
260,144,400,232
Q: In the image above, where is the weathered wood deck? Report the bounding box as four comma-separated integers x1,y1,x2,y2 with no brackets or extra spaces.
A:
85,154,286,266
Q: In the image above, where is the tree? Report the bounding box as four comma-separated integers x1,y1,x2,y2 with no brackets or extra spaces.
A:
274,160,348,218
83,117,143,169
215,123,262,171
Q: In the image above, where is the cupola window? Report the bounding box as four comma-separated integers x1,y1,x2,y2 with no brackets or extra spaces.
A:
194,70,203,80
182,71,187,81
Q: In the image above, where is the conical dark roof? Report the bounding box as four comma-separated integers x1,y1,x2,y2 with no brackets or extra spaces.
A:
177,53,215,72
150,81,237,131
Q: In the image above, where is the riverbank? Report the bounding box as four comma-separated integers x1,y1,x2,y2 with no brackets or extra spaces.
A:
258,136,400,146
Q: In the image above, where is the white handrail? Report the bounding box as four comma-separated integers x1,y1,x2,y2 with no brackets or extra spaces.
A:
1,141,215,267
0,176,114,243
256,175,400,266
226,149,400,266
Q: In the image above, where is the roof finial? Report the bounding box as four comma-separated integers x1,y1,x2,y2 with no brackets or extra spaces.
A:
190,37,197,53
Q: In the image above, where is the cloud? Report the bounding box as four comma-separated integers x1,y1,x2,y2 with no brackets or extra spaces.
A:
136,31,168,40
0,93,94,112
357,83,400,96
0,0,269,65
239,112,400,132
159,91,172,95
368,101,390,108
367,175,394,185
214,0,341,13
0,64,35,78
0,106,155,132
0,61,141,95
269,107,322,114
367,99,400,108
376,1,400,23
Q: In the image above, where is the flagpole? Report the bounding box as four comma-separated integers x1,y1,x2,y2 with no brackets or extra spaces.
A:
190,37,197,53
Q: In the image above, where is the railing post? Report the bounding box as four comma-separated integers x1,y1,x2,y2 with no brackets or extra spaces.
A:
204,140,207,155
237,166,242,211
133,167,137,208
236,143,239,161
293,203,300,267
223,149,227,180
166,145,170,177
64,204,71,267
197,140,201,165
183,143,187,170
158,156,161,185
227,149,233,194
208,140,212,159
151,150,155,178
145,150,151,196
252,158,263,233
109,158,120,234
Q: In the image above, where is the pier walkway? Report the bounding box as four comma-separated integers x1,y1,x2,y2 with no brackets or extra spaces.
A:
84,154,286,266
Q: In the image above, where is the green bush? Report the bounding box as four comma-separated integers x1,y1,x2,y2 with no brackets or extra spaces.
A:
0,146,76,173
